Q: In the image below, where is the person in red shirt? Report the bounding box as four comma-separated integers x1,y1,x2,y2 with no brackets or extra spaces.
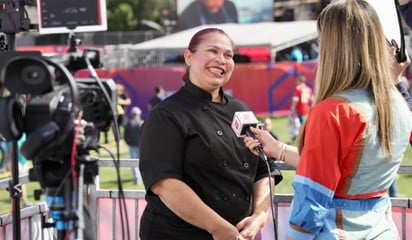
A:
290,76,314,126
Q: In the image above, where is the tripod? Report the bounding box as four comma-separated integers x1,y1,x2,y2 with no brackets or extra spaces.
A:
0,28,27,240
9,140,21,240
36,150,98,240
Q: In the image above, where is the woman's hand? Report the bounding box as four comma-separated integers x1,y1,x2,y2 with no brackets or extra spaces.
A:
210,223,244,240
243,126,300,167
236,212,267,240
390,40,410,84
242,126,280,159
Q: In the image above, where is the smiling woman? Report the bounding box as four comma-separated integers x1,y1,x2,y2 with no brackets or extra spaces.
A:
138,28,282,240
182,28,235,101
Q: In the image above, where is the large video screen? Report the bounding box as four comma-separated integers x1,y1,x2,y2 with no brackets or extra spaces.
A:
177,0,273,30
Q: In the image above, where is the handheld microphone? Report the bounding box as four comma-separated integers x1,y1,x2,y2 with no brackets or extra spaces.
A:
231,111,267,161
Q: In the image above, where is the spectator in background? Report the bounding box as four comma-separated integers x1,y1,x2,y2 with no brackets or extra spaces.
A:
107,83,131,143
0,134,31,206
397,76,412,110
178,0,238,31
102,83,131,143
290,75,314,126
290,75,314,141
390,75,412,197
0,134,10,174
309,41,319,59
262,117,278,140
289,47,303,62
147,85,165,112
262,117,280,164
124,106,144,185
18,133,31,207
388,174,400,197
117,83,131,127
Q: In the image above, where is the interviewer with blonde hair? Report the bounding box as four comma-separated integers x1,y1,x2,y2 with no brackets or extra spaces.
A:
244,0,412,239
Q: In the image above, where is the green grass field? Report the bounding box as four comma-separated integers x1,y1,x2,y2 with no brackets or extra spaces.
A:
0,116,411,214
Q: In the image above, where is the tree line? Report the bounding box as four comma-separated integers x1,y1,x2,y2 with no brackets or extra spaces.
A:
106,0,174,31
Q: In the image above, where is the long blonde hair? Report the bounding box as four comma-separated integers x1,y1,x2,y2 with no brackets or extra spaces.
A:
297,0,394,158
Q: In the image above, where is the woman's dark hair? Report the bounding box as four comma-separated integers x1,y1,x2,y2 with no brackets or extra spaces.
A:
155,85,163,93
183,28,233,82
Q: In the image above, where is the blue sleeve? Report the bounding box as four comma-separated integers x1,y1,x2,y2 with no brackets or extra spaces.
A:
286,227,315,240
286,175,335,237
396,82,412,111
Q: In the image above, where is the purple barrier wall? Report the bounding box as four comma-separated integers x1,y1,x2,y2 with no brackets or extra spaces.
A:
75,61,317,118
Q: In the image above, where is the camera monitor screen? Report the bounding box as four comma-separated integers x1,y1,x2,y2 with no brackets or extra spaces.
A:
36,0,107,34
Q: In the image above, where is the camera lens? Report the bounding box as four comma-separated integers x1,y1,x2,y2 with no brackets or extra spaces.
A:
21,65,47,85
4,56,52,94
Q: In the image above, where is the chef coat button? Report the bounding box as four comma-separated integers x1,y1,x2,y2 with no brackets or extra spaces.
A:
243,162,249,168
216,130,223,136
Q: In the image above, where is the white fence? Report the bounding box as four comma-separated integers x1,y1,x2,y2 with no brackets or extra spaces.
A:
1,160,411,240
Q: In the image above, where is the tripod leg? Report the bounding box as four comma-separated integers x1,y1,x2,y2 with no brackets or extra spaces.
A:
10,141,21,240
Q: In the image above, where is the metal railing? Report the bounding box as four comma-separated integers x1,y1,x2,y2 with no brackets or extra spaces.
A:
0,159,411,239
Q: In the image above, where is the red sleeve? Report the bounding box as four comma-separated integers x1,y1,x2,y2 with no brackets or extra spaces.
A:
293,87,301,99
409,132,412,145
297,97,367,191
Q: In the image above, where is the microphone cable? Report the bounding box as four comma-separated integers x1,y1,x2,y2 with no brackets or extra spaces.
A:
245,129,278,240
84,57,130,240
262,153,279,240
232,112,280,239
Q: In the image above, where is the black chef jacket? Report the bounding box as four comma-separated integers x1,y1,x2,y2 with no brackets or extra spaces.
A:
139,80,282,240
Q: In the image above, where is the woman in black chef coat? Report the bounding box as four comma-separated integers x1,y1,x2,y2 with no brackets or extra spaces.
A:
139,28,282,240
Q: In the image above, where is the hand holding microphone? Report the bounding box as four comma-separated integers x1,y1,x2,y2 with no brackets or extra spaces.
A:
231,111,268,161
232,111,285,185
232,111,292,163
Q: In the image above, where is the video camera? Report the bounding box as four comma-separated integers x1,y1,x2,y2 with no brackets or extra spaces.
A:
0,0,115,239
0,5,115,188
